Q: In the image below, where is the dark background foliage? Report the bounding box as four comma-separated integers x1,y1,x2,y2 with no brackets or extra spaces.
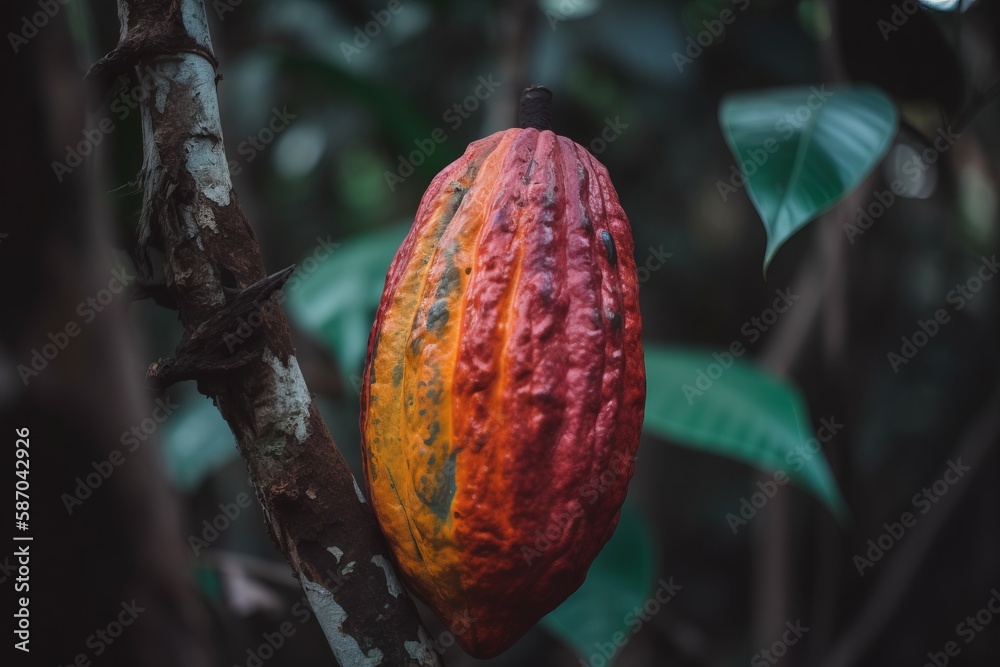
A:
2,0,999,665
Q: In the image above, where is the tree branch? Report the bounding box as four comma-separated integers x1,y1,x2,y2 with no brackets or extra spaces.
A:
92,1,441,664
819,381,1000,667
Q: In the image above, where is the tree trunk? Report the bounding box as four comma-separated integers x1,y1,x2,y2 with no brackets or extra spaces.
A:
89,1,441,664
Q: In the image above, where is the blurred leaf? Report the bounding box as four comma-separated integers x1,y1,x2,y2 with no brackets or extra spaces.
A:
194,565,224,602
916,0,962,9
285,224,409,378
269,50,446,171
541,505,658,664
65,0,96,68
337,145,391,218
796,0,832,41
683,0,734,37
539,0,602,21
719,85,897,270
161,395,238,492
643,345,848,520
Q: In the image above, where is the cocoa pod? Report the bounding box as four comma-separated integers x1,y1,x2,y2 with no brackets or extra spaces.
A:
360,87,645,658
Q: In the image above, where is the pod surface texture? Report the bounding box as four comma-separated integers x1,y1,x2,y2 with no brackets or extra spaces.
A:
360,127,645,658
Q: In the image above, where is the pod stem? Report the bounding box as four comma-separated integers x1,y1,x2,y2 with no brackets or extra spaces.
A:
519,86,553,131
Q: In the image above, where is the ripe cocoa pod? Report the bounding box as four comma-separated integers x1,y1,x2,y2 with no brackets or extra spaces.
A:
360,87,645,658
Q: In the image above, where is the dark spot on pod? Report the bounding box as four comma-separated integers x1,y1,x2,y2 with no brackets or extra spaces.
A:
416,450,458,520
426,299,450,334
424,421,440,446
538,276,556,306
442,183,467,219
601,230,618,267
607,310,622,330
465,267,472,275
410,336,424,355
494,208,516,232
523,158,537,184
436,249,462,298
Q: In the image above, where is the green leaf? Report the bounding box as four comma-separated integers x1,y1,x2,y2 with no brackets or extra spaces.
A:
161,394,238,492
719,85,898,270
285,224,409,378
642,345,848,521
541,505,658,664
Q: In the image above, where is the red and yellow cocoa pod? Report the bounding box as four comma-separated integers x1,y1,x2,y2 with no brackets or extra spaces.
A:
360,87,645,658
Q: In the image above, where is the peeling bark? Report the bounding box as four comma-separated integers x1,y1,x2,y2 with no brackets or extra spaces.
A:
90,1,441,664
